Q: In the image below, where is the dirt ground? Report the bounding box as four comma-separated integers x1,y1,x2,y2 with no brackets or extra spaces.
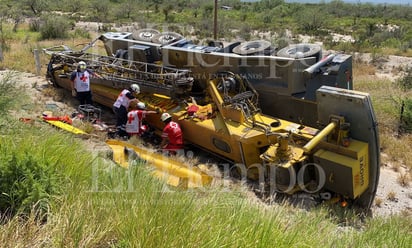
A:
354,54,412,217
2,52,411,218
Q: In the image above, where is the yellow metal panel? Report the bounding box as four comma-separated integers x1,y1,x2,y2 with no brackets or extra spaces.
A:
106,140,212,188
314,142,368,198
107,143,129,168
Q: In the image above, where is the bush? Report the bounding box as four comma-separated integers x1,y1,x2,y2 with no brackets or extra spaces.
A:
39,15,71,40
73,28,91,39
398,68,412,90
0,151,62,219
28,18,41,32
0,72,18,116
399,98,412,134
0,74,64,220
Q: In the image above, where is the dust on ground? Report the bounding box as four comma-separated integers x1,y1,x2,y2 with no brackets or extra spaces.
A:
1,51,411,218
354,53,412,81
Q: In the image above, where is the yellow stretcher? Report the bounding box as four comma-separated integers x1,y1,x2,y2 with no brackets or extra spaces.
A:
44,120,87,135
106,139,213,188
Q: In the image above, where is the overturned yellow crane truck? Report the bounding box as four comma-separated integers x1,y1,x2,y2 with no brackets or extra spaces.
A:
45,30,380,211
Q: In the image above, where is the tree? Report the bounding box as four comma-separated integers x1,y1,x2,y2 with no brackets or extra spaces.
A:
296,8,327,34
162,4,174,21
90,0,111,22
254,0,284,12
64,0,85,13
151,0,164,13
118,0,139,19
23,0,48,15
202,4,213,19
39,15,72,39
0,0,52,32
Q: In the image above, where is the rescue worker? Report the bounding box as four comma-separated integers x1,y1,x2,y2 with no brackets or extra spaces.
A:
113,84,140,137
125,102,157,138
186,96,213,120
70,61,100,105
160,112,183,155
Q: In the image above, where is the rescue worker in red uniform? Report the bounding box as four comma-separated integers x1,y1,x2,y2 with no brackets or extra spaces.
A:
113,84,140,137
125,102,157,138
70,61,101,105
160,113,183,155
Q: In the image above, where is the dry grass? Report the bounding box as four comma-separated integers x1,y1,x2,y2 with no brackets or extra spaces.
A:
2,38,58,74
387,191,397,201
381,134,412,174
353,61,412,184
397,173,411,187
1,24,103,75
77,121,96,133
400,209,412,217
374,197,383,208
390,66,404,76
41,86,58,97
353,61,377,77
381,47,412,57
391,161,401,173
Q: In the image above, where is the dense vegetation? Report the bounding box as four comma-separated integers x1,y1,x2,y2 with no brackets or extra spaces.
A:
1,0,412,55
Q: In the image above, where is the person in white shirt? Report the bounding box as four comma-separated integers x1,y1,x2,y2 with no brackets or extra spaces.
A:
112,84,140,137
126,102,157,138
70,61,101,105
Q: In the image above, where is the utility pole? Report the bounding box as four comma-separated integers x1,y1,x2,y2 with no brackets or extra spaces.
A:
214,0,217,40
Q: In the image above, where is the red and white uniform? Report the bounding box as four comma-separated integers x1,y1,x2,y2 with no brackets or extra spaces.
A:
113,89,133,109
73,71,91,92
126,110,146,135
161,121,183,150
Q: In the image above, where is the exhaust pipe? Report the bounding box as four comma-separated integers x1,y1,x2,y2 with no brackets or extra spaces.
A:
304,54,335,78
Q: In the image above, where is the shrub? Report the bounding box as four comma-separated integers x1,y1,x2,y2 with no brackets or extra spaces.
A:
0,72,18,116
0,151,62,219
399,98,412,134
73,28,91,39
398,68,412,90
39,15,71,40
396,70,412,134
0,74,64,221
239,24,251,41
28,18,41,32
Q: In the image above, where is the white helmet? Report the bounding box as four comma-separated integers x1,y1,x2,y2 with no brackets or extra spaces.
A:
130,84,140,94
137,102,146,109
78,61,86,70
161,112,172,122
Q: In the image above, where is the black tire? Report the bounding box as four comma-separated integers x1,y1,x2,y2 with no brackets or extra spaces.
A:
151,32,183,45
276,43,322,61
232,40,274,56
115,49,128,59
132,29,160,42
208,40,224,48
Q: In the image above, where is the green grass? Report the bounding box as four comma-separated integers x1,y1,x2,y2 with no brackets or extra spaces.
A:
0,74,411,247
0,133,410,247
